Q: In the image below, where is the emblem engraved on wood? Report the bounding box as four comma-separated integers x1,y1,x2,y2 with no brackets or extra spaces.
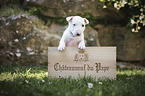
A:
73,50,89,62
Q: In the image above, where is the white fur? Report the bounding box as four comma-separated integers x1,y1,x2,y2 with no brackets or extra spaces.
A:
58,16,89,51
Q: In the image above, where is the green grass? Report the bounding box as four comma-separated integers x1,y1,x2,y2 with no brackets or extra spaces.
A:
0,64,145,96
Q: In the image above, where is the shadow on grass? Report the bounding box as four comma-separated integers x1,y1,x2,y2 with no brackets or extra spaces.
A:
0,63,48,74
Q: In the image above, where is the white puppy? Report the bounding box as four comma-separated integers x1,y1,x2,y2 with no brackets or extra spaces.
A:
58,16,89,51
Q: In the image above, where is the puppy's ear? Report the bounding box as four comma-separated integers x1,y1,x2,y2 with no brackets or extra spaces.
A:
66,16,73,22
84,18,89,24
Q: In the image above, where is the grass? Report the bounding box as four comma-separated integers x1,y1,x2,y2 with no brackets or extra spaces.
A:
0,63,145,96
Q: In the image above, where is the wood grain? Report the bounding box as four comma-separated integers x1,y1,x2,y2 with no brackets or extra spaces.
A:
48,47,116,80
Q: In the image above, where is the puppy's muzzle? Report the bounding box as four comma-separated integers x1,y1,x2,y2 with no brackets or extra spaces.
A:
70,31,81,37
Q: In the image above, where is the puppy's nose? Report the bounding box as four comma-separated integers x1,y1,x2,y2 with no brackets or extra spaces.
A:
76,33,80,36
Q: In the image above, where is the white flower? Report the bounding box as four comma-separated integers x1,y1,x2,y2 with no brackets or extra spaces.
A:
49,82,52,85
10,52,14,56
6,22,9,25
88,83,93,88
139,16,144,20
137,26,141,30
132,28,135,32
131,19,135,24
16,53,21,57
16,49,20,52
114,3,118,8
16,30,19,33
103,5,107,8
23,37,26,40
27,47,32,51
135,0,138,3
42,79,45,82
140,8,143,12
14,39,19,42
99,82,103,85
122,0,127,5
25,80,29,83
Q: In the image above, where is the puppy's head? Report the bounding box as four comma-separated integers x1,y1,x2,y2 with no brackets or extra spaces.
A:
66,16,89,37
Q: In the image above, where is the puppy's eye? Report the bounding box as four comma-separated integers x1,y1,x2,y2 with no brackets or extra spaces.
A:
73,24,76,26
82,24,84,27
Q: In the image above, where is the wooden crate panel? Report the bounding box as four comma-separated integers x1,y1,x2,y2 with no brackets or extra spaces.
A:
48,47,116,79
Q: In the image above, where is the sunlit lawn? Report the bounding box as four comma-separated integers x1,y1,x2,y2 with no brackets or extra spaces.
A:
0,63,145,96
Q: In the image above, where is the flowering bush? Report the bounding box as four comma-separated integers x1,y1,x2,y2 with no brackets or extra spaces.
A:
100,0,145,32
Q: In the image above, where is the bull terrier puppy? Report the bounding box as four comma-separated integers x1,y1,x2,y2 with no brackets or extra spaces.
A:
58,16,89,51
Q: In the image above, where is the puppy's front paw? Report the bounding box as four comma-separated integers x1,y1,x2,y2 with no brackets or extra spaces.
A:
78,42,86,49
58,44,65,51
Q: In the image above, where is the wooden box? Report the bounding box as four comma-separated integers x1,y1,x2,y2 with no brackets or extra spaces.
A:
48,47,116,79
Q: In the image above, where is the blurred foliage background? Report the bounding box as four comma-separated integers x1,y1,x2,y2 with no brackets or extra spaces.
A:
0,0,145,66
100,0,145,32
